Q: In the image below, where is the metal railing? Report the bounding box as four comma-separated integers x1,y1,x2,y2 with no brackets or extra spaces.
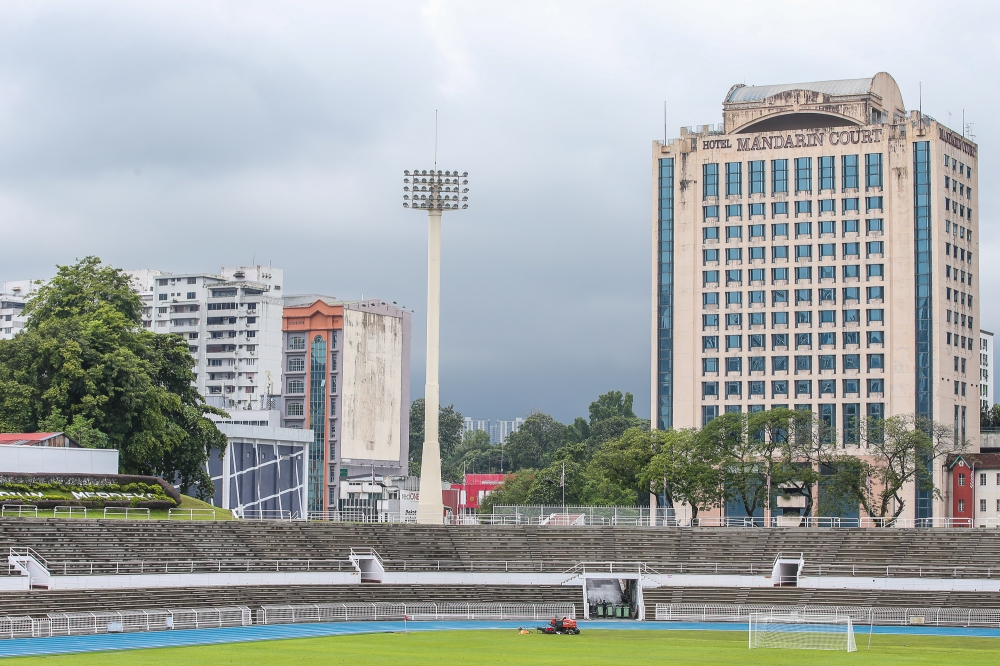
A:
103,508,150,520
8,553,354,577
485,507,984,529
10,545,1000,580
0,607,252,639
654,603,1000,627
1,506,38,518
237,509,295,521
168,508,220,521
308,511,412,523
257,602,576,625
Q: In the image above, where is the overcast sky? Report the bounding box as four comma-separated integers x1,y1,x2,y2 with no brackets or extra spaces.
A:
1,1,996,424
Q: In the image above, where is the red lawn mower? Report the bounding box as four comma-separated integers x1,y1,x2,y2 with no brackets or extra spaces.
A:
537,617,581,635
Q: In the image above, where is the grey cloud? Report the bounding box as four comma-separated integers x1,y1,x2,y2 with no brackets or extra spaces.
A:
1,0,998,423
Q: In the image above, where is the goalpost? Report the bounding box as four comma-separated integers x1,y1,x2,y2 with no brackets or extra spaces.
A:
748,614,857,652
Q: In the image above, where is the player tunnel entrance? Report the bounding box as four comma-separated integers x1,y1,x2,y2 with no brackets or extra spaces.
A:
584,578,642,620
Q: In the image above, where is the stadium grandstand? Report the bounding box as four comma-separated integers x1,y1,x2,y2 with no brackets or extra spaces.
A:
2,518,1000,635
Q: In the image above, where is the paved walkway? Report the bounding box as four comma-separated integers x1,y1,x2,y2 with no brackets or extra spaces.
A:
1,620,998,658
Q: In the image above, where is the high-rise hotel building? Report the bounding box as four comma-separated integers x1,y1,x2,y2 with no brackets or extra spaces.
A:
652,73,979,519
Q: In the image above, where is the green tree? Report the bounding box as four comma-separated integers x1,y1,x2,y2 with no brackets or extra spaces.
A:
0,257,227,496
589,390,635,425
823,415,960,521
644,428,723,519
590,426,659,506
502,412,565,471
407,398,463,476
442,429,499,482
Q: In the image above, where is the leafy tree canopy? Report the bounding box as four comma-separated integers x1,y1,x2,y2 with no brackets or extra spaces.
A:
0,257,227,497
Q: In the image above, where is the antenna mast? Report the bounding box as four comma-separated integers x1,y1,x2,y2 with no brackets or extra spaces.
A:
434,110,438,171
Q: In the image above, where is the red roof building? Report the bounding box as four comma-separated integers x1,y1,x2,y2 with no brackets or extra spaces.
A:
0,433,80,448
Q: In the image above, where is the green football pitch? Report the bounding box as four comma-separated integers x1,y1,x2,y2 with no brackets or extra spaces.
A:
2,629,997,665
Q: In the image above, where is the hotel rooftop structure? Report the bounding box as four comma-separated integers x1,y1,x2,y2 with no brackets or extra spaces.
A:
651,73,979,520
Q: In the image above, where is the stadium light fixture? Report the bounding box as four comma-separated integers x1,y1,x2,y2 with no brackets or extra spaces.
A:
403,168,469,525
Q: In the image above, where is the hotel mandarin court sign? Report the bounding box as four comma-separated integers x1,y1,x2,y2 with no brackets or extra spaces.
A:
702,126,975,158
702,128,885,152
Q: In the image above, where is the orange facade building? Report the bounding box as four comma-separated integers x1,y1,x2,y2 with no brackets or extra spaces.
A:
281,296,410,514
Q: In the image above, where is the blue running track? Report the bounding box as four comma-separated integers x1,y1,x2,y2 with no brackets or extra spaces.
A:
1,620,999,658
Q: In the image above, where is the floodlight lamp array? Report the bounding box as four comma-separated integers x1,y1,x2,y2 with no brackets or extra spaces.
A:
403,169,469,210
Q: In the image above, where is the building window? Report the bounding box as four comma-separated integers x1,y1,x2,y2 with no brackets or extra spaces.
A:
843,403,860,446
958,499,965,513
725,162,742,196
701,405,718,426
818,156,835,191
772,159,788,194
772,201,789,217
981,473,987,486
308,334,328,513
865,153,883,189
981,499,988,513
703,163,719,199
289,336,305,350
287,379,304,394
749,160,765,194
842,155,859,190
795,157,812,192
288,357,305,372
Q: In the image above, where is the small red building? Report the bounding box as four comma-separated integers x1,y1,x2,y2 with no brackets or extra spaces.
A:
946,453,1000,527
459,474,509,512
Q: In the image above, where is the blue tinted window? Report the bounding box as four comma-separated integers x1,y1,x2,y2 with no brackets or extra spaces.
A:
772,159,788,194
725,162,742,196
819,156,835,191
842,154,859,190
795,157,812,192
703,163,719,198
865,153,883,189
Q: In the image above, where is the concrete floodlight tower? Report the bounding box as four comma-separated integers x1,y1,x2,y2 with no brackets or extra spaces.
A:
403,166,469,524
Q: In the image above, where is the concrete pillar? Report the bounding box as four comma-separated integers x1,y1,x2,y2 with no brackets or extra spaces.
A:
417,209,445,524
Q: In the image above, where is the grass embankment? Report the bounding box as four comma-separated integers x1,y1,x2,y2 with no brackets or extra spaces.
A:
1,629,997,665
1,494,233,521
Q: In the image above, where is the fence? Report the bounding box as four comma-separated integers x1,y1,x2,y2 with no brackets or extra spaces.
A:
16,554,355,576
307,511,412,523
654,603,1000,627
237,509,295,521
167,508,220,520
488,507,986,529
257,602,576,625
0,606,252,639
102,508,150,520
1,506,38,518
0,603,572,641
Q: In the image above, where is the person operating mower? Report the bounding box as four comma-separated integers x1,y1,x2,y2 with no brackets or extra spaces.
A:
536,616,580,635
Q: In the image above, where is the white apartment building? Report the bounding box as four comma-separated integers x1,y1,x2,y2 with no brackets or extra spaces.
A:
981,330,994,412
490,418,524,444
463,418,489,437
126,266,284,411
0,280,43,340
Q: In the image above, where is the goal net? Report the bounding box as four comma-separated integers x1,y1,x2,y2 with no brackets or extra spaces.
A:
748,614,857,652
